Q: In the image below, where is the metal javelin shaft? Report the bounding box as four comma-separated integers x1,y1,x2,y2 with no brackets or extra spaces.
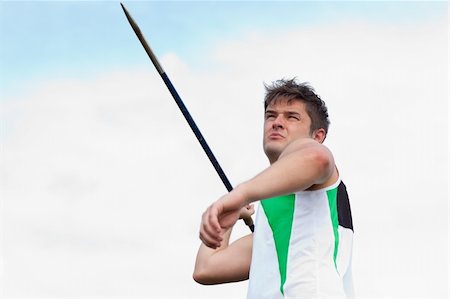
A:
120,3,254,232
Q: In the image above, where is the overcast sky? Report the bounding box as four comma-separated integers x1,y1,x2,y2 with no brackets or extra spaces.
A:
0,1,448,298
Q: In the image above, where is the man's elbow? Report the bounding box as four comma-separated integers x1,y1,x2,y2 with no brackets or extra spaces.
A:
192,270,208,285
311,149,334,180
315,150,332,170
192,267,215,285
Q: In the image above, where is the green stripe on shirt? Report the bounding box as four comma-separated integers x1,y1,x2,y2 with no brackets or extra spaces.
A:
261,194,296,295
326,187,340,270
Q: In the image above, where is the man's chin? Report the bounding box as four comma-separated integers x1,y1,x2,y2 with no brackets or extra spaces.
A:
263,144,284,161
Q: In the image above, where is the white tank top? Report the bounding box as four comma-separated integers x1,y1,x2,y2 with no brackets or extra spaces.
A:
247,178,354,299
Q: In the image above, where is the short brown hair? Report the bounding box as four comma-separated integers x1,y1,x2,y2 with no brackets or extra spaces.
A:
264,78,330,135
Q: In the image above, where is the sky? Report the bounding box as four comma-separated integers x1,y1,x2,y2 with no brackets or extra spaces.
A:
0,1,449,298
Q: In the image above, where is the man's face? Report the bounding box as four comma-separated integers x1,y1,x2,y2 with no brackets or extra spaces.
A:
263,97,312,163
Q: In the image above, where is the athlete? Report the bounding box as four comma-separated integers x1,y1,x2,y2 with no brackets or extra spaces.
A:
193,78,354,299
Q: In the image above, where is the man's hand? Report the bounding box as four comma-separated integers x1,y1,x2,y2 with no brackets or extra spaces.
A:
199,190,247,249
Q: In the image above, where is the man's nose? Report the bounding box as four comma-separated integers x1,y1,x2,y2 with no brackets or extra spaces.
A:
272,115,284,129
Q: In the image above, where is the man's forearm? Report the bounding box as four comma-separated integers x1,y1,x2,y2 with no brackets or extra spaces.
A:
236,142,333,205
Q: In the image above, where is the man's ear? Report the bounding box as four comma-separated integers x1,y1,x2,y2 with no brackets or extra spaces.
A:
312,128,326,143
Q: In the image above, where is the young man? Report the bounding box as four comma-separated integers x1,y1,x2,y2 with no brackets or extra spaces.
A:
194,79,354,299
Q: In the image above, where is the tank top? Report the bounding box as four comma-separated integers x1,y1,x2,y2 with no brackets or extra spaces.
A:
247,178,354,299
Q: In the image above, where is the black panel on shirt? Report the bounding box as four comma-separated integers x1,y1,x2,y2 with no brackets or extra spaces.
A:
337,181,354,231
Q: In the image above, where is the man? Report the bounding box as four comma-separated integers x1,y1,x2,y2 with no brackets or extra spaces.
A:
193,78,354,299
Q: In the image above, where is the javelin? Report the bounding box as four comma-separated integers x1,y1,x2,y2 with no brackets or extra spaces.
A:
120,3,254,232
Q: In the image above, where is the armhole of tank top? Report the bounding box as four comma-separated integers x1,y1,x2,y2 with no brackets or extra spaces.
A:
297,167,341,194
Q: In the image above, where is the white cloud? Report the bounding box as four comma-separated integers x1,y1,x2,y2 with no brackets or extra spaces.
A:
1,17,448,298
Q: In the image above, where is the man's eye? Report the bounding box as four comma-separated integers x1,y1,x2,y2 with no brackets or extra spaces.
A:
289,115,300,120
265,114,275,119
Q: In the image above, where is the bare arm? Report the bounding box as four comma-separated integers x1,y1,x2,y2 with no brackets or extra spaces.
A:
200,139,335,249
193,206,254,284
193,233,253,284
239,138,334,203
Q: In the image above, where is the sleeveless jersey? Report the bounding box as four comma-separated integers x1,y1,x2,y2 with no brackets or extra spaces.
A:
247,178,354,299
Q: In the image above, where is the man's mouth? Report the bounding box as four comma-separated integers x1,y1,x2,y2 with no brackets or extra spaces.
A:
268,132,284,139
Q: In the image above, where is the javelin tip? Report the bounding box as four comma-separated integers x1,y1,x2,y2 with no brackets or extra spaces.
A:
120,2,130,17
120,1,165,75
